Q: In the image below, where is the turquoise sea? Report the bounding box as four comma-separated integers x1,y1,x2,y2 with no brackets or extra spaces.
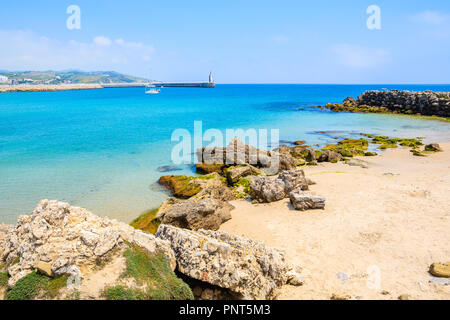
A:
1,84,450,224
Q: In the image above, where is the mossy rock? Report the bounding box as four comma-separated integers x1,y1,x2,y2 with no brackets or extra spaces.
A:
410,149,426,157
364,152,378,156
130,208,161,235
195,163,224,175
158,175,202,198
293,140,306,145
103,244,193,300
424,143,441,152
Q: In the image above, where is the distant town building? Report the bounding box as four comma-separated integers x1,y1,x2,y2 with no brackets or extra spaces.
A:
0,75,9,83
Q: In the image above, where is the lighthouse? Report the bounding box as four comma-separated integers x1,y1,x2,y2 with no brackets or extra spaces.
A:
209,72,214,84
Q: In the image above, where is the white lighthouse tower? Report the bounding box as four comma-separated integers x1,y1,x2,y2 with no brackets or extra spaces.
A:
209,72,214,84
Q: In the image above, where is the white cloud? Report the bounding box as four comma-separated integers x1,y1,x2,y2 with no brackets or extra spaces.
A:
332,44,390,69
412,10,448,25
93,36,112,46
0,30,155,74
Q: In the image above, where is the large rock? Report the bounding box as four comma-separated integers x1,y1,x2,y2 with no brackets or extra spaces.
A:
158,175,202,198
157,198,234,231
249,176,286,203
0,200,176,288
289,189,326,211
156,224,294,299
278,169,309,193
249,169,310,203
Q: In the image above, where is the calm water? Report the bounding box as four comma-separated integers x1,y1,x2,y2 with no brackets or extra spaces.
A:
1,84,449,223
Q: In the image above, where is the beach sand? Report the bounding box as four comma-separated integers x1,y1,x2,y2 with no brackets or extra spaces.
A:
221,143,450,300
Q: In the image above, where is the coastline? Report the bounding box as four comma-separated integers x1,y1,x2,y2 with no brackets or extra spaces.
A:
0,84,103,93
220,142,450,299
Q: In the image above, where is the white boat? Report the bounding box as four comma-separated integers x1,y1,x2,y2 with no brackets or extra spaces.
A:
145,85,161,94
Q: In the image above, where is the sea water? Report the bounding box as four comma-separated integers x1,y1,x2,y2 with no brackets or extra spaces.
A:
1,84,449,223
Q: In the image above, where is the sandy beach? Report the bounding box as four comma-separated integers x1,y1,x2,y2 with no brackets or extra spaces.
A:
221,143,450,300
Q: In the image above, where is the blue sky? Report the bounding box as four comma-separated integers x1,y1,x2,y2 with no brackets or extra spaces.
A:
1,0,450,83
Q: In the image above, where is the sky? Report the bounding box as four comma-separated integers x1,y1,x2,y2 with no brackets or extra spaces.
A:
0,0,450,84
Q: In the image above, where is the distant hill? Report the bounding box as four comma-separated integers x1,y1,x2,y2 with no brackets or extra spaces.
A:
0,71,149,85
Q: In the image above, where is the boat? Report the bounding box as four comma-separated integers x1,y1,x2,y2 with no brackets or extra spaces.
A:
145,85,161,95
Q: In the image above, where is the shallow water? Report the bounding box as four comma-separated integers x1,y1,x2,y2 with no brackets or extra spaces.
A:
0,84,449,223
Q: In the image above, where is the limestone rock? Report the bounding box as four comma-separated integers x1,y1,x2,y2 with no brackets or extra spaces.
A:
195,163,224,175
158,197,234,231
278,169,309,193
0,200,176,287
249,176,286,203
429,262,450,278
225,165,260,184
249,169,311,203
155,224,292,300
289,189,326,211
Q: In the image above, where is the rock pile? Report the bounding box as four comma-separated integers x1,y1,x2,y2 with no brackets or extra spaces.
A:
356,90,450,116
0,200,176,288
156,224,299,299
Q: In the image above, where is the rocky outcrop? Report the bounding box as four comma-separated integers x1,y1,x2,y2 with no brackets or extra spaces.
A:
356,90,450,116
158,175,202,198
0,200,176,288
197,138,296,174
289,190,326,211
156,197,233,231
156,224,296,300
249,169,310,203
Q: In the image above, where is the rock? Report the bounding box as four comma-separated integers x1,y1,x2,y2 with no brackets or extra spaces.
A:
289,189,326,211
155,224,292,300
364,152,378,156
225,165,260,185
157,165,182,172
424,143,441,152
293,140,306,145
158,198,234,231
249,169,313,203
195,163,224,175
158,175,202,198
343,96,357,106
331,293,351,300
398,294,410,300
286,269,304,286
278,169,309,193
0,200,176,287
249,176,286,203
318,150,343,162
429,262,450,278
197,137,294,173
36,260,53,277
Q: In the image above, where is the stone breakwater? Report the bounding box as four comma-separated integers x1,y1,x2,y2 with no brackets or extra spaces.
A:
319,90,450,117
356,90,450,116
